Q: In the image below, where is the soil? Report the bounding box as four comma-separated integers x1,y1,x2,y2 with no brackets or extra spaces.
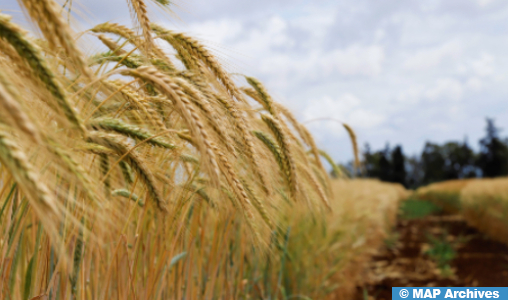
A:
354,212,508,300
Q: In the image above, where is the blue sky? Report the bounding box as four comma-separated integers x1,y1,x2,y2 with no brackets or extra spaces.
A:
4,0,508,163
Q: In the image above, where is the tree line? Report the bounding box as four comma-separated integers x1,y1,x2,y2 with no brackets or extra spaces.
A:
358,118,508,188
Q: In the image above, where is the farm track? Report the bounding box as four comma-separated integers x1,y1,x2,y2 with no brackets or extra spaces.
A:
354,211,508,300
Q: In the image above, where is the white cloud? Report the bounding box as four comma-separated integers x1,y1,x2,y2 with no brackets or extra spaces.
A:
324,45,385,76
403,40,462,71
470,53,495,77
303,93,385,134
5,0,508,162
396,85,425,105
186,19,243,43
425,78,464,102
476,0,495,7
466,77,483,91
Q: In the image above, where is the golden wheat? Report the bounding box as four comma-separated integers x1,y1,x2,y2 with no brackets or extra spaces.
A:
0,2,408,299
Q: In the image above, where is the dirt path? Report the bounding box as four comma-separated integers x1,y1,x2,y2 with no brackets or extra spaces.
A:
354,205,508,300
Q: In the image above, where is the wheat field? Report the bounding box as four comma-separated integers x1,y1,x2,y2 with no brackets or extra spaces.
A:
459,178,508,246
415,179,474,214
0,1,409,299
415,177,508,248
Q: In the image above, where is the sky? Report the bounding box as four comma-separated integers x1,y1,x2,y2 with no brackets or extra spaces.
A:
4,0,508,163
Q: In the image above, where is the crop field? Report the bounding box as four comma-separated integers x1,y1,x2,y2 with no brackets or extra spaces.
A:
352,180,508,297
415,178,508,247
0,1,413,299
414,180,474,214
3,1,508,299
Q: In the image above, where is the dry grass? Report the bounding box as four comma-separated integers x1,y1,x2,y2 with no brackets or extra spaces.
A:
415,179,475,213
0,1,407,299
460,178,508,245
415,178,508,247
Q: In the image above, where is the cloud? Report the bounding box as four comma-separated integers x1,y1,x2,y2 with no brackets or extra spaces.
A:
425,78,464,102
470,53,495,77
303,93,385,134
323,45,385,77
4,0,508,162
403,40,462,71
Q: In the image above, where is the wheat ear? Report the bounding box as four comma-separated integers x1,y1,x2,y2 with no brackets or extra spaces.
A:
99,154,111,197
181,184,214,207
78,143,117,156
318,149,342,178
213,92,271,194
211,144,254,218
241,178,274,229
0,38,32,78
261,114,298,198
90,52,142,69
119,160,135,184
18,0,93,78
0,14,86,134
274,103,313,146
87,131,167,211
121,66,220,180
296,162,331,210
103,80,167,129
48,140,101,205
245,77,278,116
91,22,175,70
174,77,236,156
298,124,326,172
253,131,285,183
127,0,153,53
112,189,144,206
151,24,246,101
89,118,176,149
0,76,41,144
91,22,138,43
96,34,127,55
0,127,58,215
342,123,360,174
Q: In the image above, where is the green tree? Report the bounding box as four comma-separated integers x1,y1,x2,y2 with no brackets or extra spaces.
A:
421,142,446,184
406,155,424,188
391,145,406,186
477,118,508,177
442,140,477,179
